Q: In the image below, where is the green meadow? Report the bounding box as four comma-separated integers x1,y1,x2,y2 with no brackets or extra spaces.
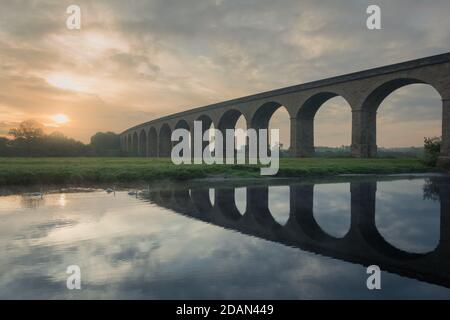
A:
0,157,438,186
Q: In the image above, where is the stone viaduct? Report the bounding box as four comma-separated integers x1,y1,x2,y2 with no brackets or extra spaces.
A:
138,177,450,288
120,53,450,166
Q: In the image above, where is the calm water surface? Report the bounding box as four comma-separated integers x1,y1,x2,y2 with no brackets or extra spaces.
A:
1,176,450,299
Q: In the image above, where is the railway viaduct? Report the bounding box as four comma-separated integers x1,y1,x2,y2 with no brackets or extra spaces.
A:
120,53,450,166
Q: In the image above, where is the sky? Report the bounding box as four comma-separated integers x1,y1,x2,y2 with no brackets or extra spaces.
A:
0,0,449,146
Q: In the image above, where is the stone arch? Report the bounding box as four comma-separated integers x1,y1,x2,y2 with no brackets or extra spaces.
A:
218,109,247,131
175,119,190,130
196,114,213,129
251,101,292,129
159,124,172,157
361,78,436,112
148,127,158,157
246,186,283,229
218,109,248,158
350,181,426,260
355,78,444,157
132,131,138,156
127,134,132,153
294,92,352,157
289,184,350,242
215,188,244,221
251,102,292,156
190,188,214,219
138,129,147,157
195,115,214,153
174,120,191,158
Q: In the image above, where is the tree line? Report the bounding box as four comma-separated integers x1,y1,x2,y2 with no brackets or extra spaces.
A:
0,120,442,166
0,120,123,157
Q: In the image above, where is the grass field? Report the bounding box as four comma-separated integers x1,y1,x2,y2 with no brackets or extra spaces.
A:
0,157,439,186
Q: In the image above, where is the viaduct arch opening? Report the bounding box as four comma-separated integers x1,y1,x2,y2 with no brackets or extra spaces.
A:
374,83,442,152
218,109,248,157
357,78,444,157
195,115,213,155
132,132,138,156
159,124,172,157
139,129,147,157
295,93,351,157
148,127,157,157
174,120,191,158
127,134,132,153
251,102,290,155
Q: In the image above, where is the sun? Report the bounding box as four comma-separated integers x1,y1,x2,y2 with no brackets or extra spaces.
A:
51,113,70,125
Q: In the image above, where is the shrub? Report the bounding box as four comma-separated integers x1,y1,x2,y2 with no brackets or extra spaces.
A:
422,136,441,167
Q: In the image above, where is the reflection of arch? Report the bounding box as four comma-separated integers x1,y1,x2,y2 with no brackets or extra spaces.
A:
159,124,172,157
268,186,290,226
132,132,138,156
145,177,450,288
159,190,172,203
139,129,147,157
313,183,351,239
289,184,344,242
215,188,244,221
434,178,450,255
246,186,282,229
148,127,157,157
357,78,443,157
295,92,351,157
351,181,426,260
190,188,213,219
173,189,196,214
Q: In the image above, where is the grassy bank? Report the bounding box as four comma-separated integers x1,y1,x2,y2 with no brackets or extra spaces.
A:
0,157,439,186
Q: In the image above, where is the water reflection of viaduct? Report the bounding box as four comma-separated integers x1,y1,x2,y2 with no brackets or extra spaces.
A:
140,178,450,288
120,53,450,166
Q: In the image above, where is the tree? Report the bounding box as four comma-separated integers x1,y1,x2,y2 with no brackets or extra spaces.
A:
90,131,121,156
422,136,441,167
0,137,11,156
8,120,45,155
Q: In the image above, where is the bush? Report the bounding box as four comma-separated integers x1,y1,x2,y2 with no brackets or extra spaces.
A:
422,136,441,167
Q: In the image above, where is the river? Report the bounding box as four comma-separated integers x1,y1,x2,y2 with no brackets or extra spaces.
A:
1,175,450,299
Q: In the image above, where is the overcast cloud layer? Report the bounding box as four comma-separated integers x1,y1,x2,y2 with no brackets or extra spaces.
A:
0,0,449,146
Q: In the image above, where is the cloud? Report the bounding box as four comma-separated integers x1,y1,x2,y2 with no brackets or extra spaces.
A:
0,0,448,144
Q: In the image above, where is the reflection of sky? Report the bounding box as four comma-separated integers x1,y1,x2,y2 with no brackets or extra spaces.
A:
375,180,440,253
268,186,290,225
313,183,351,238
235,187,246,215
0,178,450,299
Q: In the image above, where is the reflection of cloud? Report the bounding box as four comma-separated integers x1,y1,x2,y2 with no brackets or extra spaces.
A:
0,179,450,299
375,180,440,253
313,183,351,238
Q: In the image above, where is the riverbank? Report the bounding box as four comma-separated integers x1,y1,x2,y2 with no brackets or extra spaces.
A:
0,157,440,186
